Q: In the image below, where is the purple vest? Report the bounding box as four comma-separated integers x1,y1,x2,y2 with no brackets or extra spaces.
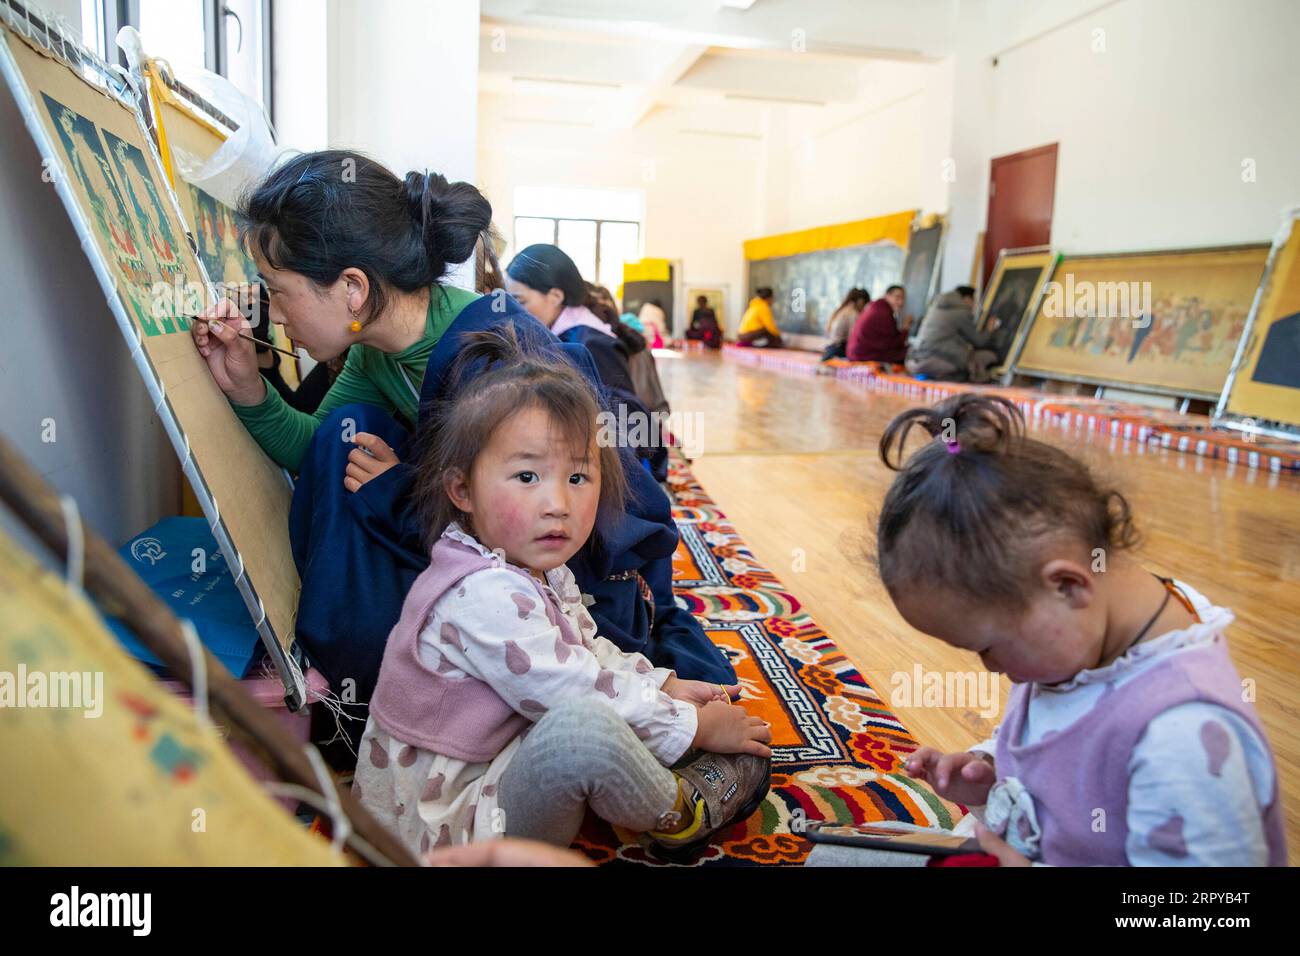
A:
995,635,1286,866
369,535,579,763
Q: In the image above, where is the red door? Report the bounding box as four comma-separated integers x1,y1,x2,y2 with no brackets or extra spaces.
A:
984,143,1058,286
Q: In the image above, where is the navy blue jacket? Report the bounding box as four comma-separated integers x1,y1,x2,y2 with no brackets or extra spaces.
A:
423,296,734,683
343,293,735,685
555,325,668,482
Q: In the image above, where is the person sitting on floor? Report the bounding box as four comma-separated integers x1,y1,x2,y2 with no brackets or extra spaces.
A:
846,284,909,363
190,151,736,753
590,282,670,416
638,299,667,349
905,285,1000,383
356,328,771,859
736,287,783,348
505,245,670,481
821,287,869,362
877,394,1286,866
686,295,722,349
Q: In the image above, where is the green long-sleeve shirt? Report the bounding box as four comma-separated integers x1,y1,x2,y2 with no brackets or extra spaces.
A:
233,286,481,471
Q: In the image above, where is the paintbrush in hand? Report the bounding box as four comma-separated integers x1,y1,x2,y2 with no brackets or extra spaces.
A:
184,314,298,357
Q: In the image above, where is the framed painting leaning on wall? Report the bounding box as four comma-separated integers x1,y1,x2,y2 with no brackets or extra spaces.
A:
975,245,1056,371
1012,244,1269,399
1217,208,1300,437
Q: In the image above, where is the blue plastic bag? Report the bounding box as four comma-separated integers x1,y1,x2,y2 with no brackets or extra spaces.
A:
105,517,265,678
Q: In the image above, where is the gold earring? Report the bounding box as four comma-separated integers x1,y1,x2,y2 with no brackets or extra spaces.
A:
349,310,361,334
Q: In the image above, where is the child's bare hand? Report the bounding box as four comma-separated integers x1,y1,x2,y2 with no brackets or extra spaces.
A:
974,822,1031,866
425,838,592,867
343,432,400,492
905,746,995,806
692,700,771,757
662,676,738,707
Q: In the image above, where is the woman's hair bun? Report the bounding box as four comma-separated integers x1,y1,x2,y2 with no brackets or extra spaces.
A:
403,170,493,272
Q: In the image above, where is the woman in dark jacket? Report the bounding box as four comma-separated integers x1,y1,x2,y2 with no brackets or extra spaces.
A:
505,245,636,393
505,244,669,479
590,282,670,416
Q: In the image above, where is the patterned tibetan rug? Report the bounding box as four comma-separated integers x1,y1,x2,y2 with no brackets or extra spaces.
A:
572,453,965,866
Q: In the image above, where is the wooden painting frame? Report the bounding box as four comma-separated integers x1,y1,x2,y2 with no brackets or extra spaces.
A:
901,213,947,332
150,87,300,387
974,245,1057,375
0,5,303,705
1216,208,1300,439
1011,243,1269,399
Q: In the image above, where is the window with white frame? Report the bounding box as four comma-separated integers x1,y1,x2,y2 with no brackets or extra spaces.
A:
81,0,272,119
512,186,644,292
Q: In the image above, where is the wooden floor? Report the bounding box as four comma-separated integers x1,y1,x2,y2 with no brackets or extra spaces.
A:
660,350,1300,862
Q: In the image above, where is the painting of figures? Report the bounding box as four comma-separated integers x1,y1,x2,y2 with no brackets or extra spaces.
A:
188,184,257,287
41,93,177,337
103,129,185,282
1014,245,1269,397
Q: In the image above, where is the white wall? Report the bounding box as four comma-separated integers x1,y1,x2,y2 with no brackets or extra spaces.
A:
769,57,954,235
272,0,329,152
478,102,763,333
327,0,480,182
276,0,481,179
757,0,1300,301
273,0,481,287
943,0,1300,286
0,0,180,550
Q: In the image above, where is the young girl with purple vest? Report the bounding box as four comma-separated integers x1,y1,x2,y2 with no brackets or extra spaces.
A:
876,394,1286,866
354,329,772,860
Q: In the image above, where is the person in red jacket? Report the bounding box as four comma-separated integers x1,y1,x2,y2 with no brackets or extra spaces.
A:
847,284,911,363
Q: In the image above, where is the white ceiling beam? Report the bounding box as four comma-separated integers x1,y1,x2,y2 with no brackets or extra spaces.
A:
609,43,708,130
479,15,938,64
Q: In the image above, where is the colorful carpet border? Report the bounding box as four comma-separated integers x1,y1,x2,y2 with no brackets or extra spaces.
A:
571,453,963,866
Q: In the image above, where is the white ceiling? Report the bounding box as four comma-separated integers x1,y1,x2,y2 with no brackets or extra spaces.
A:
479,0,958,134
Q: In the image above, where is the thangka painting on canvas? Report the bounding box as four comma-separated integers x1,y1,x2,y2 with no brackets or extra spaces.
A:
154,95,298,386
189,184,258,289
1222,212,1300,430
41,93,182,337
1013,245,1269,397
900,217,945,327
102,128,187,285
4,25,299,671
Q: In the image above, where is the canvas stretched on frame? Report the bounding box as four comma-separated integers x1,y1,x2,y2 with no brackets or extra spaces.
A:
0,14,301,701
1217,209,1300,436
975,245,1056,372
153,93,299,387
900,214,946,330
1012,244,1269,398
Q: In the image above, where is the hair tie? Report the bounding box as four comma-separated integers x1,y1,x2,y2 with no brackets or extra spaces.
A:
946,440,961,454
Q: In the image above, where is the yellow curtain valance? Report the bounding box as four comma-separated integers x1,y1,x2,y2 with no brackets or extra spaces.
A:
622,258,672,284
743,210,916,261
